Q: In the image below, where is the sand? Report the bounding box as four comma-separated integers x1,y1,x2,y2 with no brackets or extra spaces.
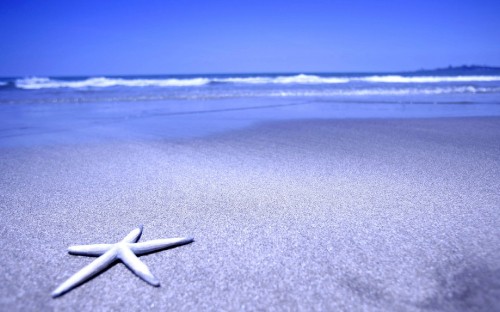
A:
1,117,499,311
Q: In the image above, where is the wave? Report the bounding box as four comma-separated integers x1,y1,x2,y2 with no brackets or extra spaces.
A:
13,74,500,89
268,86,500,97
3,86,497,105
215,74,349,84
0,81,7,86
15,75,349,89
219,74,500,84
357,75,500,83
15,77,210,89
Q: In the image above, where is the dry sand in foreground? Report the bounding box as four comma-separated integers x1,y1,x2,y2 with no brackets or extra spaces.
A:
1,117,499,311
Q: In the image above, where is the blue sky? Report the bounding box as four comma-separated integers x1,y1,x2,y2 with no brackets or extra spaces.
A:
1,0,499,76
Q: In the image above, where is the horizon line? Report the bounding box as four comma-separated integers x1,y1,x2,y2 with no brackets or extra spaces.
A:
1,64,500,79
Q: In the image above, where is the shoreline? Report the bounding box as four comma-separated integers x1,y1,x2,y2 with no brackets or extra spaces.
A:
2,97,500,149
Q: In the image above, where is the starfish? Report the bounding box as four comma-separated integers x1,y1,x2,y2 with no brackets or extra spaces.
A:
52,226,193,298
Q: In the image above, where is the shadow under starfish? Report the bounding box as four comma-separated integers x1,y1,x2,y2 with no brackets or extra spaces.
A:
52,226,194,298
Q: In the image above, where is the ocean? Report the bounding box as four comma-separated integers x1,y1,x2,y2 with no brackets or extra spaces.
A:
1,71,500,147
1,71,500,104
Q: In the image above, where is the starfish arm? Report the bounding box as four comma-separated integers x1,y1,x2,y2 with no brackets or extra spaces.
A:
129,237,194,255
68,244,114,256
121,226,143,243
52,249,117,298
118,247,160,286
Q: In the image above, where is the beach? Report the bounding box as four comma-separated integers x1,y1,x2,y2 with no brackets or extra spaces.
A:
1,110,499,310
2,0,500,309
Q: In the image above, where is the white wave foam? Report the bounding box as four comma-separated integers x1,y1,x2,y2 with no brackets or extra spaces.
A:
218,74,500,84
0,81,7,86
14,74,500,90
268,86,496,97
15,77,210,89
357,75,500,83
217,74,349,84
4,86,498,104
15,74,350,89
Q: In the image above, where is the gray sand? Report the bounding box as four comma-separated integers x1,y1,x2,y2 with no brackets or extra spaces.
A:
1,117,499,311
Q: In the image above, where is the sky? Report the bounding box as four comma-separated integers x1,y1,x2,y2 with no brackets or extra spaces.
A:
0,0,499,76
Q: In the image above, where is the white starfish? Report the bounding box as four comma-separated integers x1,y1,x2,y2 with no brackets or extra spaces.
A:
52,226,193,298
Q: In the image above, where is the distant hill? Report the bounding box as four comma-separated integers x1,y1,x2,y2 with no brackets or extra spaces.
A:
410,65,500,75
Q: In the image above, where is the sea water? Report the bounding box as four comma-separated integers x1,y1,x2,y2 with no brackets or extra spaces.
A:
1,71,500,146
2,71,500,104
